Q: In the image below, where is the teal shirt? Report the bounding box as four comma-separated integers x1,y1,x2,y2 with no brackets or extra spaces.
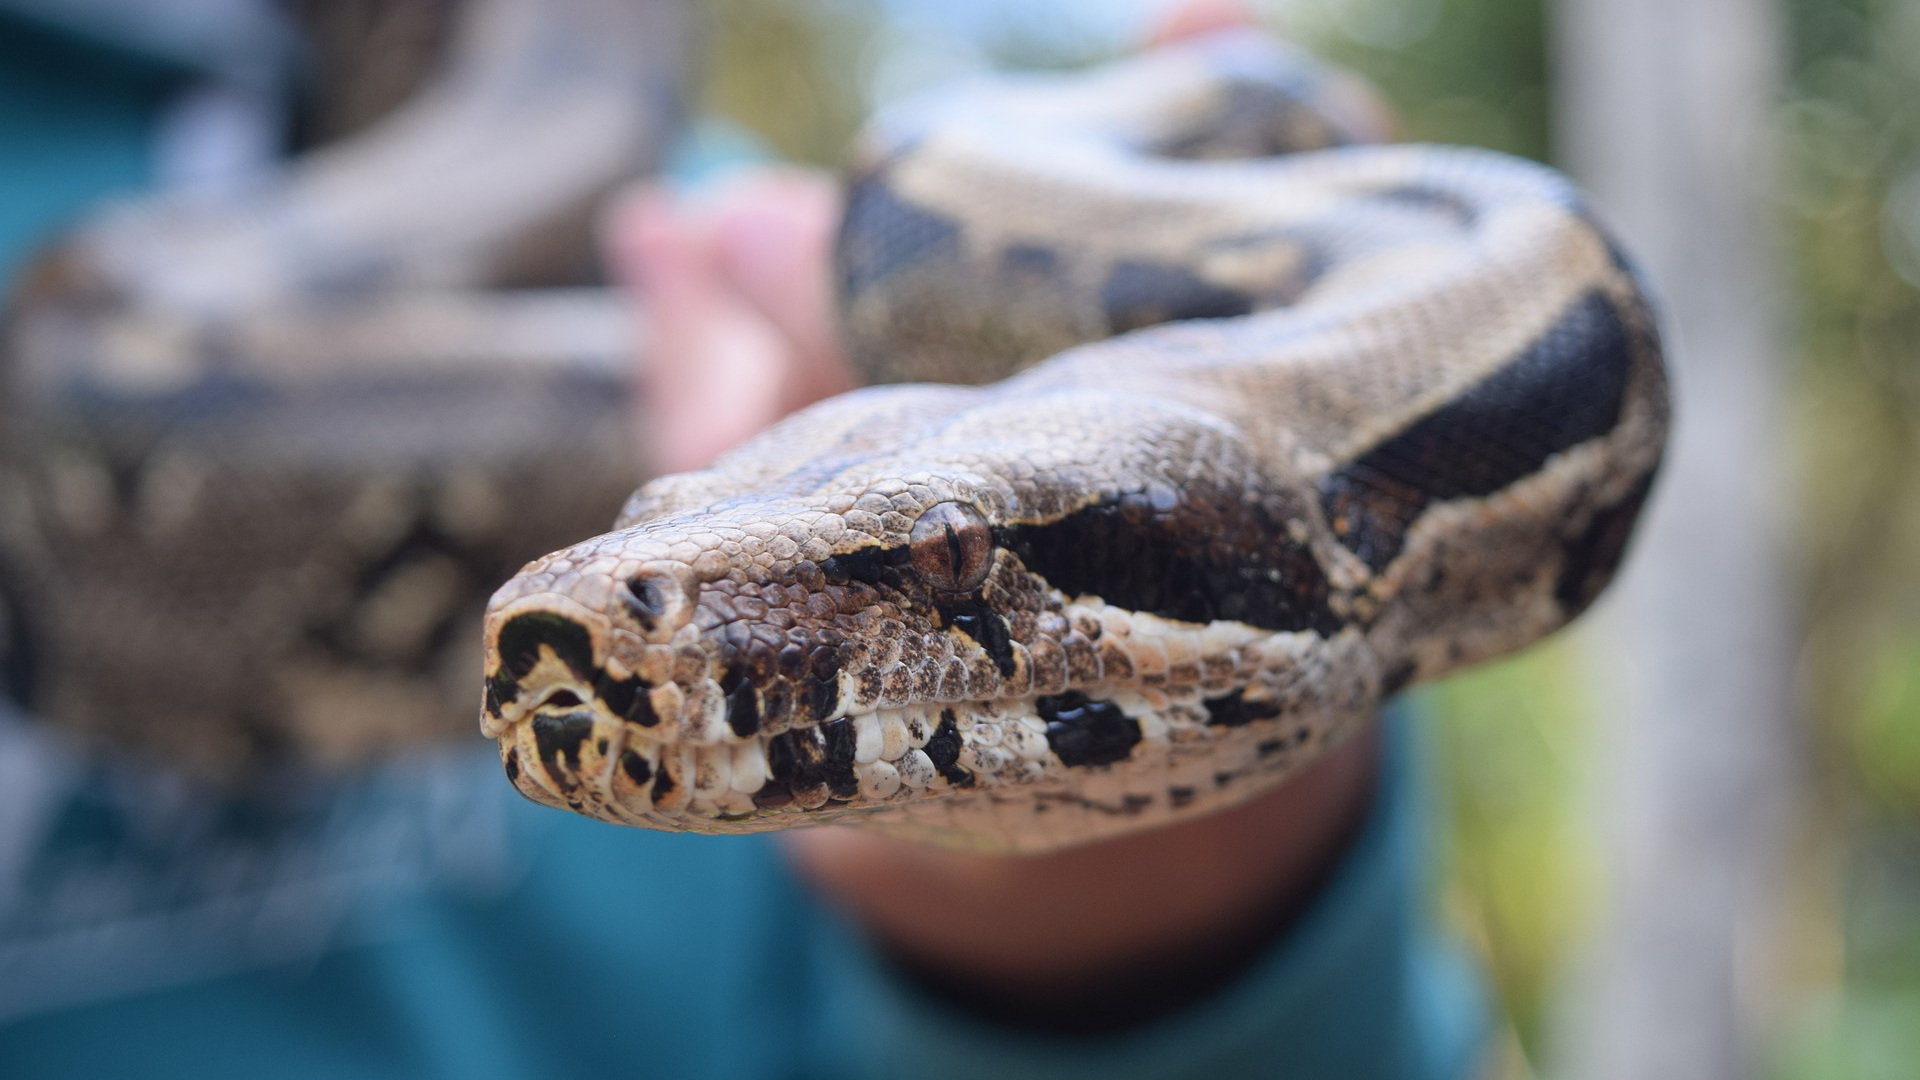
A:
0,16,1487,1076
0,705,1484,1079
0,12,181,285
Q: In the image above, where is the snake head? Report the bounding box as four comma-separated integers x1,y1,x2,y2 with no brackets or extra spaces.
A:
476,377,1394,852
479,465,1053,839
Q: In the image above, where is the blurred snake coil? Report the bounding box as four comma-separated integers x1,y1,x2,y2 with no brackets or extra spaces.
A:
479,31,1669,852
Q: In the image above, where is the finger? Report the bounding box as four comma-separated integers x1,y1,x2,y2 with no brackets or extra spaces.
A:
646,298,793,475
710,171,839,353
612,186,795,473
1147,0,1258,46
780,725,1382,983
709,171,860,410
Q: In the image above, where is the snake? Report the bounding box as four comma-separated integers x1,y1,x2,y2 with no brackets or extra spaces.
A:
0,0,690,780
479,30,1670,854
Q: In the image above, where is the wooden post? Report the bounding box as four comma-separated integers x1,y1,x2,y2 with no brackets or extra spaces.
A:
1550,0,1800,1077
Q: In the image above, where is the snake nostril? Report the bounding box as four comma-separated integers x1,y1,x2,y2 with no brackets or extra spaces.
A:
624,577,668,619
620,562,698,635
541,690,584,710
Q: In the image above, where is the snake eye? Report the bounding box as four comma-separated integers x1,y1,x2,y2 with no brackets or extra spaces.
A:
909,502,994,592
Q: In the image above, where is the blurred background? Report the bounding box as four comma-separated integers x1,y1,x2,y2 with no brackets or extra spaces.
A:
0,0,1912,1076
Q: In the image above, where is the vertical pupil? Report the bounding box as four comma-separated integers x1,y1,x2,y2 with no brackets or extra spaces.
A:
945,523,965,577
911,501,992,592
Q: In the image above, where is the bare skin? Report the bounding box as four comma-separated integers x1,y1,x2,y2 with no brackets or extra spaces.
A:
786,730,1381,1031
603,0,1383,1028
607,171,855,475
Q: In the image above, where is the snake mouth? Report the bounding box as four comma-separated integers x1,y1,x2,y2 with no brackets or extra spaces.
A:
486,594,1366,838
498,694,1026,827
531,687,586,711
482,571,1381,850
493,682,1366,859
493,676,1329,840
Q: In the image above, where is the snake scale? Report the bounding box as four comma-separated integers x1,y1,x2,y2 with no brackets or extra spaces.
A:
481,31,1670,853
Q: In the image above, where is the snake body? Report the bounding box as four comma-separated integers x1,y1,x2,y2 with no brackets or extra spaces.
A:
0,0,688,779
486,32,1665,852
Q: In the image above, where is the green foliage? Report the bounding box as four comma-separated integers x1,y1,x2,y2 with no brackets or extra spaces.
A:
1852,635,1920,809
1773,826,1920,1079
1281,0,1552,162
700,0,876,166
1777,0,1920,1067
1420,636,1599,1055
1772,990,1920,1080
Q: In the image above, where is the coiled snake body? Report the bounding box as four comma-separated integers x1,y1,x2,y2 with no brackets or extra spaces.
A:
489,32,1669,853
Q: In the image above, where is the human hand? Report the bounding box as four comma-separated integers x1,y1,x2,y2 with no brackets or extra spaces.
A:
607,168,856,475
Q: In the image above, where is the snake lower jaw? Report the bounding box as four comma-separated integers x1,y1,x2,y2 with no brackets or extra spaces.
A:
496,679,1378,853
499,696,1030,830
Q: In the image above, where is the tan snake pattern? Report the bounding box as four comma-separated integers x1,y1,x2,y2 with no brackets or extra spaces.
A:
498,31,1666,852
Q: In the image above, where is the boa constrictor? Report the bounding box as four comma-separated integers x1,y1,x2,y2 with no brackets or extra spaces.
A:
488,30,1669,854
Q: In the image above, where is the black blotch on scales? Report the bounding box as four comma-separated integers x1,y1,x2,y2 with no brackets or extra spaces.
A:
822,717,860,797
1555,471,1658,615
1152,81,1351,158
766,728,833,801
726,682,761,737
837,181,963,297
945,600,1018,677
803,675,841,726
484,672,516,719
596,671,658,726
818,546,907,588
496,612,595,680
531,712,595,788
1319,290,1637,572
1102,260,1253,334
1001,243,1059,275
924,711,974,787
1203,688,1282,728
1037,692,1142,767
997,483,1341,636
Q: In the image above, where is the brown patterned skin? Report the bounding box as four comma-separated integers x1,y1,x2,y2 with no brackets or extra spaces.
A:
0,0,693,779
481,31,1669,852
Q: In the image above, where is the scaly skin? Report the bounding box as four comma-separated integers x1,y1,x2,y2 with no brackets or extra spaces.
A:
479,32,1668,852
